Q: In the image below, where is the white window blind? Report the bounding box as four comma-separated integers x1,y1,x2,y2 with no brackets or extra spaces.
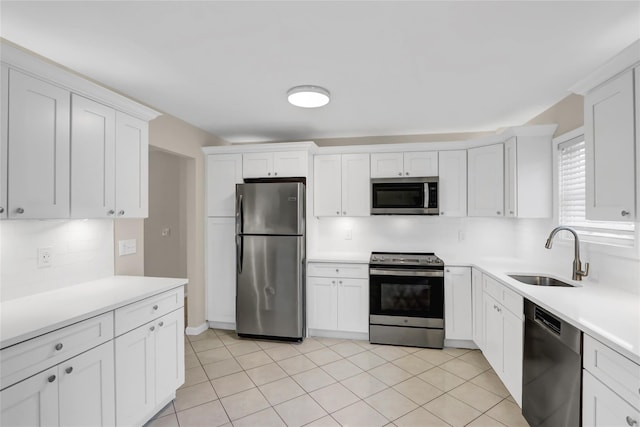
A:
558,136,635,246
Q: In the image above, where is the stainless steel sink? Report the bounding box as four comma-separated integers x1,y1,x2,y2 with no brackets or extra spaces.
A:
508,274,575,287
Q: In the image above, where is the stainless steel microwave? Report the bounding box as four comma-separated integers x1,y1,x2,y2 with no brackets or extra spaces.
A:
371,177,439,215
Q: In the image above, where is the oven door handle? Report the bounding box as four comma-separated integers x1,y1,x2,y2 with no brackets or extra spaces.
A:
369,268,444,277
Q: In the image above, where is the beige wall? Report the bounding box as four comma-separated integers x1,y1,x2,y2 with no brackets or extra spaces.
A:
524,94,584,136
115,114,226,329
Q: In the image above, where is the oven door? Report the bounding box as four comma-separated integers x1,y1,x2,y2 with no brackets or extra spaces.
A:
369,268,444,328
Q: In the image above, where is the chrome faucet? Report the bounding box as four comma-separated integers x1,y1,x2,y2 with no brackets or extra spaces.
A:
545,226,589,281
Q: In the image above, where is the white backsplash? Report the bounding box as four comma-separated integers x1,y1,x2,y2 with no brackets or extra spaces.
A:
309,215,640,295
0,220,114,301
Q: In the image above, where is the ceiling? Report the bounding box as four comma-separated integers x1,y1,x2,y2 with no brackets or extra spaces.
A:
1,1,639,143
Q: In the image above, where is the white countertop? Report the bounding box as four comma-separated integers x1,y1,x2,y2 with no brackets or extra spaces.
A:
0,276,187,349
308,253,371,263
306,252,640,365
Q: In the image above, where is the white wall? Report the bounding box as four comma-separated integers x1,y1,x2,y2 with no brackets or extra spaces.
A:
0,220,114,301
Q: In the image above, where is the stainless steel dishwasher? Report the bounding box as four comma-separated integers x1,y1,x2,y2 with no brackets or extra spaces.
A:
522,300,582,427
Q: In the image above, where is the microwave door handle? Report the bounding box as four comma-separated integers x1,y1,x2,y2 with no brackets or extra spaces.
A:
424,184,429,208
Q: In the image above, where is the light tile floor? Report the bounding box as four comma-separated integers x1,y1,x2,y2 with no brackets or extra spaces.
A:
145,329,530,427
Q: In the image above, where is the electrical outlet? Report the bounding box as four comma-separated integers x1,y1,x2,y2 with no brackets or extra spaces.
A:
345,228,352,240
37,247,53,268
161,227,171,237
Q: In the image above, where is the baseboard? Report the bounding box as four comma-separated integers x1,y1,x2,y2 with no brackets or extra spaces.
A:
207,321,236,331
308,329,369,341
444,339,478,349
185,322,208,336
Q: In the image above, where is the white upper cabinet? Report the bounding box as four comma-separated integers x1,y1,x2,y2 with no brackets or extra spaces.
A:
585,69,636,221
468,144,504,217
503,133,552,218
71,94,116,218
7,69,70,219
314,153,370,217
115,112,149,218
438,150,467,217
207,154,242,217
71,98,148,218
370,151,438,178
242,151,307,178
1,66,7,219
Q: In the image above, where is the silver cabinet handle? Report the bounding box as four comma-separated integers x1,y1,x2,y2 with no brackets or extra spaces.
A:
65,367,73,374
336,211,340,215
274,172,278,176
150,326,155,331
16,207,24,214
342,211,346,215
107,209,115,216
0,207,4,214
338,280,342,285
267,172,271,176
159,321,164,327
55,343,63,351
496,211,501,215
509,211,514,215
405,172,409,176
331,280,335,285
622,210,630,217
48,375,56,383
118,210,125,216
626,416,637,426
153,305,159,310
445,269,450,273
398,172,402,176
440,212,444,215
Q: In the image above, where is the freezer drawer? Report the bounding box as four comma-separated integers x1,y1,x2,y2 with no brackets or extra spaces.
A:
236,235,304,340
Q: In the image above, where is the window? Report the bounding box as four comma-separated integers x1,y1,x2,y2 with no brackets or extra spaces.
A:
557,134,635,247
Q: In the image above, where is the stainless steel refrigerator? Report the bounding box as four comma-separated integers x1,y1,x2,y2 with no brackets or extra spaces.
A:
235,180,305,341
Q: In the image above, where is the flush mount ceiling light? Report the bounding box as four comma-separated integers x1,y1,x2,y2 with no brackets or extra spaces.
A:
287,85,330,108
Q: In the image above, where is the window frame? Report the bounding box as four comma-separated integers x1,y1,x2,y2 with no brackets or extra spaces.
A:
553,127,639,259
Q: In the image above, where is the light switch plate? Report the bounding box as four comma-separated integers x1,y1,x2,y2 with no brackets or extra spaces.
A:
118,239,137,256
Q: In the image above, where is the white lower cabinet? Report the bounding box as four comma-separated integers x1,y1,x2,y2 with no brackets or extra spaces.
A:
471,268,484,350
1,341,115,427
206,217,236,326
115,307,184,427
482,274,523,406
307,263,369,335
444,267,472,342
583,334,640,427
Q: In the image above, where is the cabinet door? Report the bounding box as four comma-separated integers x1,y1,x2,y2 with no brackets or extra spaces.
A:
58,341,115,427
115,111,149,218
471,269,484,349
243,152,273,178
274,151,307,177
502,308,523,406
483,294,503,374
439,150,467,217
583,370,640,427
207,154,242,217
115,322,155,427
337,278,369,333
8,69,70,219
503,137,517,218
585,69,636,221
307,277,338,330
313,155,342,217
468,144,504,217
342,154,370,216
206,218,236,324
1,367,58,427
1,65,8,219
71,95,116,218
404,152,438,177
444,267,472,341
370,152,403,178
155,309,185,402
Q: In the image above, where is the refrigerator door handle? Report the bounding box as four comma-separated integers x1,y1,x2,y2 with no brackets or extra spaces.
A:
236,194,244,235
236,235,243,274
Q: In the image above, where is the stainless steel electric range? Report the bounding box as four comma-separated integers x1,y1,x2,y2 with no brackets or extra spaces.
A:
369,252,445,348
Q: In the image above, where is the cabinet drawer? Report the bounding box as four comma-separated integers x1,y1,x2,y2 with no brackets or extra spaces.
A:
0,312,113,390
482,275,523,319
584,334,640,410
307,263,368,279
115,287,184,336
